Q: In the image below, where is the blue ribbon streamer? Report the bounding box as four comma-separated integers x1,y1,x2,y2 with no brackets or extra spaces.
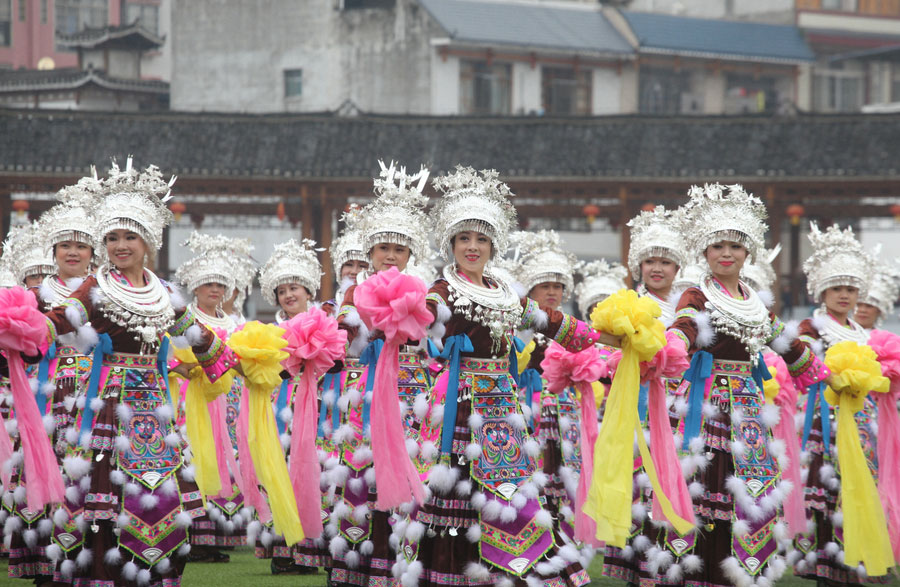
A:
432,334,474,455
508,336,525,385
638,382,649,424
750,351,772,393
36,342,56,416
681,350,713,451
802,382,830,453
519,368,543,426
80,333,113,441
318,372,342,438
275,379,290,436
359,339,384,437
155,337,172,410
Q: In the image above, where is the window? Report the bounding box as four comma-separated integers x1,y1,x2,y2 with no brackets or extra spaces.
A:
724,73,778,114
41,0,47,23
813,67,864,112
542,67,592,115
17,0,23,21
460,60,512,115
284,69,303,98
55,0,108,35
122,2,159,34
892,63,900,103
342,0,395,8
638,67,694,114
0,0,10,46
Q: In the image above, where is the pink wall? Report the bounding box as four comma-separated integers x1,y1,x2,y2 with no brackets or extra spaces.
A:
0,0,120,70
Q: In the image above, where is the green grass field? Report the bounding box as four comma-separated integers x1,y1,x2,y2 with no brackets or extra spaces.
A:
1,548,896,586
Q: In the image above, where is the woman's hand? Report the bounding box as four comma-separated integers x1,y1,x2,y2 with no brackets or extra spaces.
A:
597,332,623,348
171,362,198,378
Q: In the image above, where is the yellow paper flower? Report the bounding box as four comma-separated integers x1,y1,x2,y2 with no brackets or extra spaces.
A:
590,289,665,361
762,365,779,404
227,322,289,389
825,341,889,408
516,339,535,375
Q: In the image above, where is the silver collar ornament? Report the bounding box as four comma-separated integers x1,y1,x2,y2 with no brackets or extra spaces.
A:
699,272,770,364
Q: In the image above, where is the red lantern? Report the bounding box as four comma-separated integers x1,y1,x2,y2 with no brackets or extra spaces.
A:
641,203,656,212
786,204,805,226
190,213,205,228
582,204,601,224
170,201,186,222
277,201,286,222
891,203,900,222
11,199,29,218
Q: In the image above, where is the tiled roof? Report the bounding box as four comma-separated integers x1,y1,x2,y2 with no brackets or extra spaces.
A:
623,11,815,64
418,0,633,56
0,69,168,94
56,23,164,50
1,108,897,181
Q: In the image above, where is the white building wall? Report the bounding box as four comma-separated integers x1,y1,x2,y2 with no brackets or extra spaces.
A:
618,63,639,113
592,67,621,114
513,62,541,114
140,0,172,81
702,69,725,114
107,51,140,79
430,50,460,115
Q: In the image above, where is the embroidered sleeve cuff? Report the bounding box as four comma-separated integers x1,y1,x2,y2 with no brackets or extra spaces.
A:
337,304,354,321
553,316,600,352
675,307,699,321
170,307,196,337
519,298,544,331
60,298,89,328
45,316,58,344
788,346,831,387
196,336,240,383
766,316,785,344
671,329,690,352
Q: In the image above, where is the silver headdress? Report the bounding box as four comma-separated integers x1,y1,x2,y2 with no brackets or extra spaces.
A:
627,206,688,281
175,232,239,295
41,170,102,252
741,244,781,293
330,204,368,277
574,259,628,318
673,262,706,291
680,183,767,263
258,238,322,307
860,245,900,320
6,222,55,284
431,166,517,261
359,161,430,262
803,222,873,300
229,238,256,310
512,230,576,301
95,157,176,252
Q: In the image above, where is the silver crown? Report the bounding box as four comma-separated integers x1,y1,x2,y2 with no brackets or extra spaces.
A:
41,169,102,252
680,183,768,263
258,238,322,307
627,205,688,281
175,231,243,295
860,244,899,320
330,204,368,277
359,161,430,262
511,230,576,301
6,222,55,284
741,244,781,293
803,222,873,300
95,157,176,252
673,262,706,290
574,259,628,318
431,166,517,261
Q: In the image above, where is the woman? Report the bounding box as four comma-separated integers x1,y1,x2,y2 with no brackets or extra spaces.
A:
397,166,616,587
4,180,97,584
853,258,898,331
656,184,830,587
325,206,369,315
25,159,238,587
173,232,251,562
328,162,432,587
254,237,329,574
791,223,890,584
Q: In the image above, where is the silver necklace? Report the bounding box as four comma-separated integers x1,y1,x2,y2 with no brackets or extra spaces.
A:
42,275,71,306
814,307,869,348
95,264,175,349
637,283,675,327
190,301,235,334
699,272,770,363
443,263,521,354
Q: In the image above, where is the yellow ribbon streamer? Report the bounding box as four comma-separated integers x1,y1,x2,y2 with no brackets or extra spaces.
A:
516,339,536,376
823,341,894,576
584,289,693,547
171,345,233,498
762,365,779,404
227,322,304,545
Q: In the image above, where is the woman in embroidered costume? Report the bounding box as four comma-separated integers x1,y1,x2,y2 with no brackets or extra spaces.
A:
852,251,900,332
790,223,892,585
327,162,431,587
601,206,691,587
251,237,330,574
661,184,830,587
3,180,98,585
325,206,369,316
395,166,615,587
172,232,254,562
26,159,239,587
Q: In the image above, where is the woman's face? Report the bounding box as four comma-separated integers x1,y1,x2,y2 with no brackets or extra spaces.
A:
104,229,148,273
340,259,369,281
452,231,491,276
195,282,227,311
854,301,880,329
704,241,747,279
529,282,564,310
54,240,92,279
640,257,678,292
24,274,45,288
370,243,410,273
822,285,859,317
275,282,311,317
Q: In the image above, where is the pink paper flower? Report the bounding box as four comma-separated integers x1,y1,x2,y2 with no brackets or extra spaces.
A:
354,267,432,344
541,342,607,392
0,287,48,355
869,329,900,381
281,307,347,377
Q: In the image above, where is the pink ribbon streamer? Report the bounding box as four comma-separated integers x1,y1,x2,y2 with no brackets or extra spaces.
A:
208,396,237,498
0,388,13,489
237,386,271,523
574,380,600,545
868,329,900,559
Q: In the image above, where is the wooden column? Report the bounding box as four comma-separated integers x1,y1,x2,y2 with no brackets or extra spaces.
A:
320,196,335,302
765,185,784,314
618,185,633,288
300,184,313,241
0,189,10,247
